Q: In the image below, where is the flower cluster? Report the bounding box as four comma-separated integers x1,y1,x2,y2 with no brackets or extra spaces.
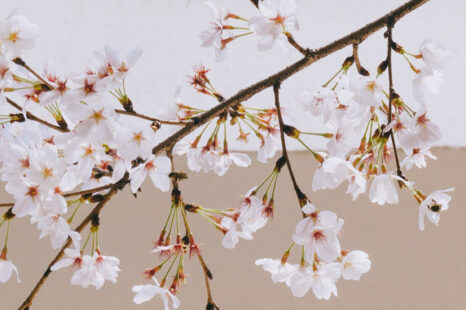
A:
51,238,121,290
201,0,299,60
0,1,456,310
257,203,370,300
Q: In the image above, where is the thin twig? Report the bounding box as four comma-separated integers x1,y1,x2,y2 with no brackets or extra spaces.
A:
286,33,308,56
352,44,370,76
151,0,430,157
166,149,220,309
115,109,189,126
386,21,403,177
12,57,55,91
62,184,115,198
0,184,115,208
273,83,308,207
5,97,70,133
17,174,129,310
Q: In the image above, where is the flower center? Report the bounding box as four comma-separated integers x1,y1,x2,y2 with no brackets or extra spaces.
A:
366,81,376,92
8,32,18,42
27,185,39,198
271,14,286,24
312,230,326,242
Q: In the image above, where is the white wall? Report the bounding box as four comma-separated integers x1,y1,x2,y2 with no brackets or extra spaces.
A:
3,0,465,150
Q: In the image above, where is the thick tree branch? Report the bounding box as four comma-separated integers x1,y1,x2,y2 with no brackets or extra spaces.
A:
151,0,430,157
18,174,129,310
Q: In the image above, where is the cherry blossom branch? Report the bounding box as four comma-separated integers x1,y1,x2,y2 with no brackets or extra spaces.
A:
285,33,308,56
62,184,115,198
273,83,307,207
115,109,189,126
12,57,54,91
352,44,370,76
151,0,430,157
0,184,116,208
18,174,129,310
166,149,220,310
386,21,403,178
247,0,307,55
5,97,70,133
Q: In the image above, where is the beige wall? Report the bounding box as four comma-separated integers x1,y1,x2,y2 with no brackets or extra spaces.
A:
2,148,465,309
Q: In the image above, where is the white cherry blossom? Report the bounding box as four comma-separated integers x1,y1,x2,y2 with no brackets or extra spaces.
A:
368,173,399,206
249,0,299,51
292,203,343,263
129,155,171,193
340,250,371,280
132,277,180,309
419,38,450,70
401,148,436,170
0,14,38,53
255,258,298,286
418,188,454,231
0,255,21,283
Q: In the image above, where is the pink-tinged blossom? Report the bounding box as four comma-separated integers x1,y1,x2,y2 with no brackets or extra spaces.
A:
51,242,83,272
117,124,157,161
220,216,252,249
129,155,171,193
249,0,299,51
289,263,341,299
94,251,121,285
418,188,454,231
132,277,180,309
292,203,343,263
10,182,42,217
237,191,268,237
199,1,232,62
401,148,436,170
73,102,117,143
104,46,142,80
32,214,78,249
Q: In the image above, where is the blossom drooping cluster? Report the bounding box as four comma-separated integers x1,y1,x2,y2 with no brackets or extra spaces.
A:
0,1,456,309
201,0,299,60
292,37,453,229
257,203,370,300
